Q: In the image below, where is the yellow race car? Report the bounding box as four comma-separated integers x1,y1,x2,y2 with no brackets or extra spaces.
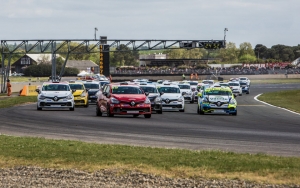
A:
197,86,237,115
68,81,89,107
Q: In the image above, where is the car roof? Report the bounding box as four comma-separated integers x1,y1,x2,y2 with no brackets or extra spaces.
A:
43,81,69,85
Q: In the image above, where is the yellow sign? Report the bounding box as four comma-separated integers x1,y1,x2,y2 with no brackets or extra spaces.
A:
99,45,104,75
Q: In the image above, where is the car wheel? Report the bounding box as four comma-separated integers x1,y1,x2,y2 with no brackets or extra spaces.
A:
107,105,114,117
144,114,151,118
190,100,194,104
239,93,242,96
179,108,185,112
246,91,250,94
199,106,204,115
69,107,74,111
37,106,42,111
85,101,89,108
197,105,200,114
96,106,102,116
133,114,139,117
231,111,237,116
156,107,163,114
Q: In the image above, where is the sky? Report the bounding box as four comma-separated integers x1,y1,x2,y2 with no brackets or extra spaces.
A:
0,0,299,48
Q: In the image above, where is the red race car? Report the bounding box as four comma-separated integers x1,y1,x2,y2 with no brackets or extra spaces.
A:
96,83,151,118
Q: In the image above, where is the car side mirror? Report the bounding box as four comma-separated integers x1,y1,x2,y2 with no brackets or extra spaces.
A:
35,89,40,93
145,92,149,96
160,92,164,96
72,89,76,93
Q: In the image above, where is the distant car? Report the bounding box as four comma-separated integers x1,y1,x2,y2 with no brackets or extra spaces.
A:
69,80,89,107
96,83,152,118
140,84,163,114
239,81,250,94
228,82,242,96
48,75,61,81
202,80,214,86
82,80,101,104
178,83,194,103
239,77,251,86
197,87,237,115
35,81,75,111
157,84,185,112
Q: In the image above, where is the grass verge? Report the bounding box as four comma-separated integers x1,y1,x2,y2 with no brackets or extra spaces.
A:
258,90,300,113
0,96,37,108
0,135,300,185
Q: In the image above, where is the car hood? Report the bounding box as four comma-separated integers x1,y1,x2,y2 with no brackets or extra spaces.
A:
111,94,146,102
180,89,191,93
73,90,84,96
161,93,181,100
207,95,230,102
148,93,159,97
41,91,71,97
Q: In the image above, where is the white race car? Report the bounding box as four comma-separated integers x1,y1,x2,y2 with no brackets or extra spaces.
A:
157,84,185,112
36,81,75,111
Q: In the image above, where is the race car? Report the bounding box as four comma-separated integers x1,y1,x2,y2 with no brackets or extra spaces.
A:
96,82,152,118
36,81,75,111
69,80,89,107
178,83,195,103
82,80,101,104
157,83,185,112
139,84,163,114
228,81,242,96
239,81,250,94
197,87,237,115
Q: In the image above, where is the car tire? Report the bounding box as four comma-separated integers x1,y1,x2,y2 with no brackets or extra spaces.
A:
246,91,250,94
156,108,163,114
179,108,185,112
144,114,151,118
199,106,204,115
197,106,200,114
69,107,75,111
190,100,194,104
107,105,114,117
37,106,42,111
133,114,139,117
239,93,242,96
96,106,102,116
85,101,89,108
231,111,237,116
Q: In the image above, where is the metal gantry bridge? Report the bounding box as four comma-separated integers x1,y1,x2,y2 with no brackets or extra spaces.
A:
1,36,227,93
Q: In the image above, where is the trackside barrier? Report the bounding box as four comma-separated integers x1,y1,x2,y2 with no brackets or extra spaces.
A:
19,85,39,96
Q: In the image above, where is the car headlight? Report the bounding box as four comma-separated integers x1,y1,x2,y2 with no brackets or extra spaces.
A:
178,97,183,102
66,94,73,99
203,97,209,103
111,97,120,104
144,98,151,104
154,97,161,102
81,92,86,97
39,95,46,100
229,99,236,104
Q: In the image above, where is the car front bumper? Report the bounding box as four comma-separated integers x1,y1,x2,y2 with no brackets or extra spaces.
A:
110,103,151,115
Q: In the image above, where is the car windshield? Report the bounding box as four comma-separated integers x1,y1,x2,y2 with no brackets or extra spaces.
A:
205,90,231,95
178,85,190,89
69,84,85,90
84,83,99,89
228,83,239,86
220,83,229,87
140,86,158,93
240,82,247,86
202,81,209,84
42,84,70,91
112,86,143,94
240,78,246,80
189,82,198,85
157,87,180,93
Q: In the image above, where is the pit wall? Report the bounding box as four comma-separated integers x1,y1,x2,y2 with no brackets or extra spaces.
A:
7,74,300,92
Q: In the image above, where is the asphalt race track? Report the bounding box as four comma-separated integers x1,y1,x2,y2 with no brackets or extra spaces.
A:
0,83,300,157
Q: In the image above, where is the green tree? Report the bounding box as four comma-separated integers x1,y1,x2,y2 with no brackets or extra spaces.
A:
110,44,138,66
217,42,239,63
254,44,268,60
239,42,255,58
